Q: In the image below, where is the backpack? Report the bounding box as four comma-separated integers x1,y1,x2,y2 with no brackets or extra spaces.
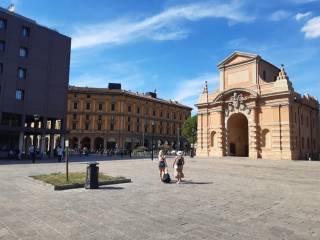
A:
177,157,183,166
162,173,171,183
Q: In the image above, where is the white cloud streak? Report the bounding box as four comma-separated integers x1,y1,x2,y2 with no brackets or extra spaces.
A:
175,73,219,103
71,1,253,50
295,12,312,21
269,10,291,21
301,16,320,38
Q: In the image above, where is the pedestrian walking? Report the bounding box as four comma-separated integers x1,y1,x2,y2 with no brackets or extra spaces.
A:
57,145,64,162
158,150,167,180
29,145,35,163
173,151,185,184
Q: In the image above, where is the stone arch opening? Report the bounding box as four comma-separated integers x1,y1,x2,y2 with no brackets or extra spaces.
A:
94,137,104,151
70,137,79,150
227,113,248,157
81,137,91,150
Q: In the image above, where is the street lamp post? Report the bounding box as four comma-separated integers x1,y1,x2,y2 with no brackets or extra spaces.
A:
32,114,40,164
191,128,196,158
151,120,155,161
65,139,69,182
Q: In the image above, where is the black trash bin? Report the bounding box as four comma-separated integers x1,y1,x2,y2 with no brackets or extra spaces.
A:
85,162,99,189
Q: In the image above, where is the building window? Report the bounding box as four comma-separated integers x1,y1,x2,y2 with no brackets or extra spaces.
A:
261,129,270,148
19,47,28,58
86,115,89,121
128,125,131,132
110,123,114,131
72,114,77,120
211,131,216,147
167,112,169,119
128,105,131,112
72,123,77,130
73,102,78,109
174,113,176,119
0,41,5,52
98,123,102,131
180,114,182,120
128,117,131,122
98,103,103,111
137,125,140,132
18,68,27,80
98,115,102,121
0,19,7,29
0,63,3,74
87,94,90,98
86,102,90,110
22,26,30,37
15,90,24,100
111,103,115,111
301,115,303,125
307,117,309,127
262,70,266,81
153,110,156,116
160,111,163,117
137,107,140,114
85,123,89,130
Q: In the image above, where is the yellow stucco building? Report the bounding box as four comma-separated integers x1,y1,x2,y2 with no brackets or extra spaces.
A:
196,52,320,160
67,85,192,152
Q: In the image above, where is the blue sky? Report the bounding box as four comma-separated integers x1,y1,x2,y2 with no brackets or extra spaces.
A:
4,0,320,111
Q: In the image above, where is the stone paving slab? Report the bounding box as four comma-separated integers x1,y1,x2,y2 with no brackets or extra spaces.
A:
0,156,319,239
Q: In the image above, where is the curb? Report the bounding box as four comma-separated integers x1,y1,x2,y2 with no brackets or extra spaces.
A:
54,178,131,191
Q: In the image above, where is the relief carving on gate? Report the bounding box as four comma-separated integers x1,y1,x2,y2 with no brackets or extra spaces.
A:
225,92,251,117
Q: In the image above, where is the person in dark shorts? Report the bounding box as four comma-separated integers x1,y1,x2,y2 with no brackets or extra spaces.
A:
158,150,167,180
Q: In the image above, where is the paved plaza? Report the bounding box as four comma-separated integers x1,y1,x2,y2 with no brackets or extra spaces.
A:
0,156,319,240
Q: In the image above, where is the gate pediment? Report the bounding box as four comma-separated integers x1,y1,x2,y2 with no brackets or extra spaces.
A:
213,88,258,104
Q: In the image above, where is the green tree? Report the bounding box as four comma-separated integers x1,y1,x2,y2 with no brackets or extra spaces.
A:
182,115,197,144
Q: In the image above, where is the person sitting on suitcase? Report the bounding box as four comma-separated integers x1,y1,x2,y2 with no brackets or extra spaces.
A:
158,150,167,180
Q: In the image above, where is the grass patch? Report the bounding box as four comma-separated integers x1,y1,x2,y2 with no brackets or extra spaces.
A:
31,172,125,186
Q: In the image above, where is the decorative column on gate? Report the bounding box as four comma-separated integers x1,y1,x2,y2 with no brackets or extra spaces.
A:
248,105,259,159
216,108,225,157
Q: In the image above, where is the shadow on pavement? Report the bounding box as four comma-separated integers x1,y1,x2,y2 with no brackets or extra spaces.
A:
98,186,124,190
180,180,213,185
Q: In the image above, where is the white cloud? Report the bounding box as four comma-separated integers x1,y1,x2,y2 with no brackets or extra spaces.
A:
301,16,320,38
71,1,253,50
174,73,219,103
290,0,318,3
70,59,152,90
269,10,291,21
295,12,312,21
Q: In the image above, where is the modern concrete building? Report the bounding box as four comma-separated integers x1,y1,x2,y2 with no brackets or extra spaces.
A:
67,84,192,152
196,51,320,160
0,7,71,157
